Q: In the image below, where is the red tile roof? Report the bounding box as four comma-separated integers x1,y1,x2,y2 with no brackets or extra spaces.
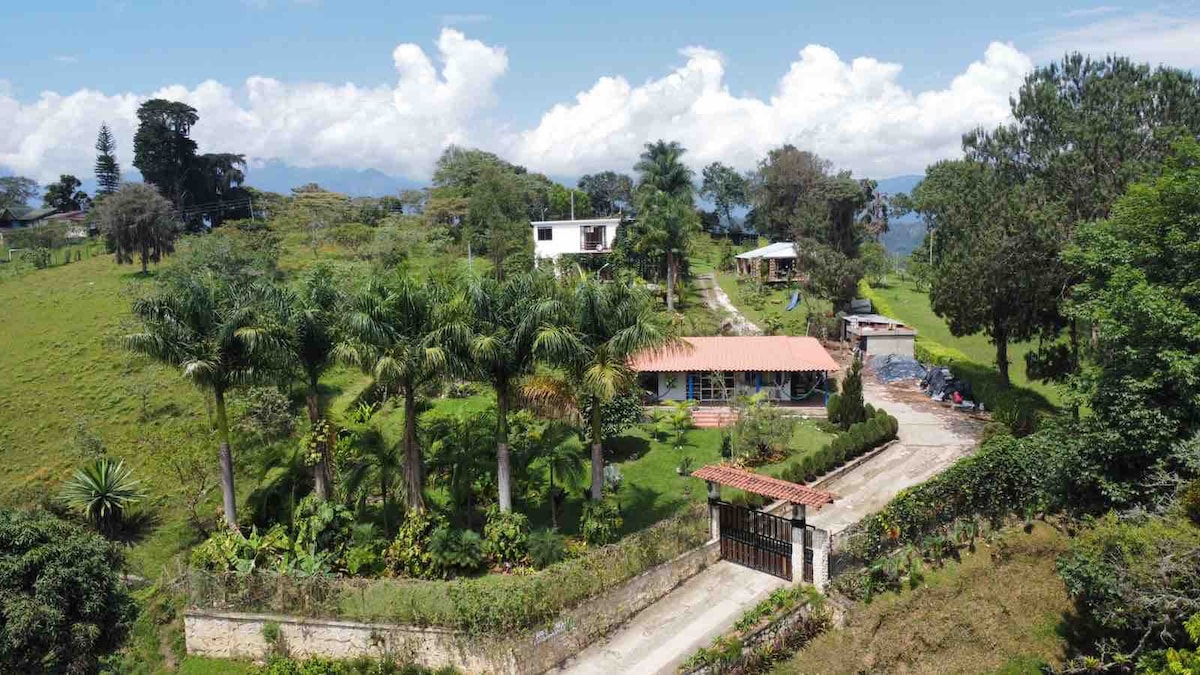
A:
692,464,836,507
631,336,839,373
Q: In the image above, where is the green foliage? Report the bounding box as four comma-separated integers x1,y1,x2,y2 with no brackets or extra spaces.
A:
1184,480,1200,527
482,506,529,565
838,357,866,430
579,498,623,546
428,527,485,577
61,457,146,534
582,388,644,442
96,182,181,272
731,393,799,465
1138,614,1200,674
825,393,842,427
234,386,296,443
384,510,439,580
190,525,293,574
527,529,567,569
0,509,136,673
292,496,355,562
255,655,457,675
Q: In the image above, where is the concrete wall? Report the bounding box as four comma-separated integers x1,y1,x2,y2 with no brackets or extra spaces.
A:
185,541,721,674
652,371,795,402
532,219,620,259
863,334,915,359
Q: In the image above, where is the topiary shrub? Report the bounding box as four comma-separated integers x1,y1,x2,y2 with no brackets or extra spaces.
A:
580,498,623,546
826,393,843,428
864,403,876,419
838,358,867,430
483,507,530,566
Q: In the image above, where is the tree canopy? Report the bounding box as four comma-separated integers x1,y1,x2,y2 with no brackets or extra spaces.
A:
96,183,181,274
94,123,121,196
42,174,89,211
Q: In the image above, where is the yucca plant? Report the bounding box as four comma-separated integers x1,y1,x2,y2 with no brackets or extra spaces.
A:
62,458,146,535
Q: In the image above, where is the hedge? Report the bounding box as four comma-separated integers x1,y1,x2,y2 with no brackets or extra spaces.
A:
781,409,898,484
186,503,709,635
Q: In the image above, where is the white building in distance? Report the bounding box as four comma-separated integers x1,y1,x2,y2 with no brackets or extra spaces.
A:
531,217,621,262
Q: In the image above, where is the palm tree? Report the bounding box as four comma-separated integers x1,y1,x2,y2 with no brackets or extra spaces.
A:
62,458,146,535
424,409,496,527
532,277,676,500
634,189,700,311
286,263,342,499
531,422,585,529
125,272,289,527
461,272,556,512
634,140,694,202
336,277,467,510
341,427,405,537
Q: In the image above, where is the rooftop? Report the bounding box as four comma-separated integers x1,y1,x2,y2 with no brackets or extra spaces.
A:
530,217,622,227
736,242,797,260
692,464,836,507
843,314,916,336
630,336,839,373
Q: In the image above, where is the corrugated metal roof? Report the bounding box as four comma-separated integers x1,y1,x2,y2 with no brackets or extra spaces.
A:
631,336,839,373
692,464,836,507
530,217,622,227
735,242,797,260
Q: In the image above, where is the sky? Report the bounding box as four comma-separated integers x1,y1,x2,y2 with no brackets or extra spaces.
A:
2,0,1200,191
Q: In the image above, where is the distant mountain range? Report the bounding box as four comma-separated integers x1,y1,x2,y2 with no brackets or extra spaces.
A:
875,174,925,258
244,161,423,196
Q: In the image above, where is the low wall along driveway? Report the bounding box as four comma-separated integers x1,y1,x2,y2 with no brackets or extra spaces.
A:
186,541,721,673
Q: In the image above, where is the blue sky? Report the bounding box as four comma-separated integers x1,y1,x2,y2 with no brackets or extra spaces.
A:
2,1,1199,190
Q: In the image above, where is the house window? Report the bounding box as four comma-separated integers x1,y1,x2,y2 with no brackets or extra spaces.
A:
581,225,606,251
695,372,735,401
537,227,553,241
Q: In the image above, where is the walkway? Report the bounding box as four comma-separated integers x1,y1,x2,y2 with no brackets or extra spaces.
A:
696,273,760,335
554,560,786,675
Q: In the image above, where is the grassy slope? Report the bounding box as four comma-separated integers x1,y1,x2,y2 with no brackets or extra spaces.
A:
776,523,1073,675
868,278,1062,405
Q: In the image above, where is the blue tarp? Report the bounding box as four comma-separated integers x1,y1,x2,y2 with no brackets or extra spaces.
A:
869,354,927,383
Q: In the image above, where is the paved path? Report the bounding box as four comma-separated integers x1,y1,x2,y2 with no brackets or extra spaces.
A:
554,561,786,675
808,380,982,534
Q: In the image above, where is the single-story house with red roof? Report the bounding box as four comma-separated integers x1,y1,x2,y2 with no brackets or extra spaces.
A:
630,335,839,404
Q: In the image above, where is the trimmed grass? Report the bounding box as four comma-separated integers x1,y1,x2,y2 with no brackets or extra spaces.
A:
867,278,1062,405
775,522,1073,674
714,271,831,337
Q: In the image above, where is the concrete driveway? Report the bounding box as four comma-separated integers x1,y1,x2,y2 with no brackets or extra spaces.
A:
807,380,982,534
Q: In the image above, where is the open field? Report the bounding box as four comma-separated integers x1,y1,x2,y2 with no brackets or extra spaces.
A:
777,522,1073,675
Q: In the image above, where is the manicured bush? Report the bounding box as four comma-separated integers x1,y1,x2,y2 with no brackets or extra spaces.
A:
483,507,530,566
580,498,623,545
826,394,842,427
429,527,485,577
838,358,867,430
864,403,876,419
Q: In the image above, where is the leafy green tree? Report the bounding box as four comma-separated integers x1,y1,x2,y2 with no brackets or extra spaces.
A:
94,122,121,195
911,160,1062,384
61,458,145,536
633,189,700,311
546,183,593,220
0,176,38,209
700,162,749,231
859,239,891,286
465,165,533,279
341,427,405,537
528,422,585,529
336,278,467,510
532,278,675,499
0,509,136,673
578,171,635,216
635,140,694,202
425,409,496,525
95,183,181,274
133,98,199,208
42,174,89,211
125,270,289,527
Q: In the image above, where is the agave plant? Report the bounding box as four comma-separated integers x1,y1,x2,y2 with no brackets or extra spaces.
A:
62,458,146,534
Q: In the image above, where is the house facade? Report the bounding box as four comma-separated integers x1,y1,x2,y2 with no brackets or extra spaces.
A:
631,336,839,404
735,242,799,283
841,314,916,359
531,217,621,262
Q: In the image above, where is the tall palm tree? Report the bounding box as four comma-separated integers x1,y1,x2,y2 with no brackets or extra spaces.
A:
461,272,556,512
635,189,700,311
532,277,677,500
634,140,694,202
126,271,289,527
335,277,467,510
286,263,342,499
424,409,496,526
342,427,404,537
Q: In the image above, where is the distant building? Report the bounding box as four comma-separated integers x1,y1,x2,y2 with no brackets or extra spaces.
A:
0,206,57,230
841,314,916,359
531,217,621,262
735,242,798,283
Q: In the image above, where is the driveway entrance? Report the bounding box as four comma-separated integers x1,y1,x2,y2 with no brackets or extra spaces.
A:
716,501,793,581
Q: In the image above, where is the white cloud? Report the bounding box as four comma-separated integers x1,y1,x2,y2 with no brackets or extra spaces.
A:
1062,5,1121,19
0,29,506,183
52,55,78,64
1038,11,1200,68
510,42,1031,177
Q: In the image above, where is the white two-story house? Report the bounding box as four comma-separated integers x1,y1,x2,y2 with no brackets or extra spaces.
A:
531,217,621,263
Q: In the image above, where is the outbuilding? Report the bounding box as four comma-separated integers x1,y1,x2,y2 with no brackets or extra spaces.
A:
841,314,916,359
734,242,798,283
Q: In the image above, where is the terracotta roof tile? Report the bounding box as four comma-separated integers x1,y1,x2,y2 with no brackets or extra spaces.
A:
692,464,836,507
631,336,839,373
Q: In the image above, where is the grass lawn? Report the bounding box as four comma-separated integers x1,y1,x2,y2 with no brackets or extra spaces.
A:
775,522,1073,674
868,278,1063,405
714,271,830,337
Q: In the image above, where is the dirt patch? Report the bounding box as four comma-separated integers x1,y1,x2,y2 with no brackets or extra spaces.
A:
696,273,760,335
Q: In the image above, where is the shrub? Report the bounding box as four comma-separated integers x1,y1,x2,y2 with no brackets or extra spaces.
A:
234,386,296,442
864,403,876,419
838,358,866,430
732,394,798,465
0,509,136,673
580,498,623,546
826,393,842,427
720,432,733,459
385,510,439,579
428,527,485,577
528,529,567,569
1183,479,1200,526
292,496,355,562
60,457,145,535
584,389,645,441
483,507,530,565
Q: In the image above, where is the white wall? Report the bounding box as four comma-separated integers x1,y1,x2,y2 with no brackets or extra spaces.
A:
864,334,915,359
532,219,620,260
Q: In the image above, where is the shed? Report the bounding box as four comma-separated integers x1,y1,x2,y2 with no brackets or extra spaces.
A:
841,314,916,359
735,242,797,283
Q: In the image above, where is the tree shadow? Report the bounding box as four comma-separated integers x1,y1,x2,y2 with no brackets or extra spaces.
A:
110,505,163,547
607,434,651,463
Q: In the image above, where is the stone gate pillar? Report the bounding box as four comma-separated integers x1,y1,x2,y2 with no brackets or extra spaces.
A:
811,527,831,591
707,480,720,543
790,503,806,582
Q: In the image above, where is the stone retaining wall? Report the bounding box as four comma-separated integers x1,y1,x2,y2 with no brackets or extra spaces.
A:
186,540,721,673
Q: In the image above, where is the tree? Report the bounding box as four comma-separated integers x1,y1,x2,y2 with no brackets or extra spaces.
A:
465,165,532,278
190,152,250,225
748,145,832,242
286,263,342,500
0,176,38,209
61,458,145,536
633,189,700,311
533,278,675,499
336,278,466,510
635,140,694,202
838,356,866,430
700,162,749,231
95,183,181,274
41,174,89,211
527,421,585,529
0,509,136,673
859,239,891,286
95,122,121,195
342,427,405,537
911,160,1062,384
133,98,199,208
125,270,289,527
547,183,593,220
578,171,635,216
460,272,558,511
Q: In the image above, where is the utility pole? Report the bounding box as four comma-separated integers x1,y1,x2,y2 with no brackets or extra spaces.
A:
570,191,575,220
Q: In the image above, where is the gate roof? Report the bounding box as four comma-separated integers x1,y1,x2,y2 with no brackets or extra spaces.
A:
692,464,836,508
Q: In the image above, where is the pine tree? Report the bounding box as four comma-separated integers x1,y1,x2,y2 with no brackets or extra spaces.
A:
94,123,121,196
839,356,866,430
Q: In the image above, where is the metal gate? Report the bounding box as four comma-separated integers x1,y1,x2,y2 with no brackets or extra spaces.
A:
717,502,793,580
803,526,814,583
